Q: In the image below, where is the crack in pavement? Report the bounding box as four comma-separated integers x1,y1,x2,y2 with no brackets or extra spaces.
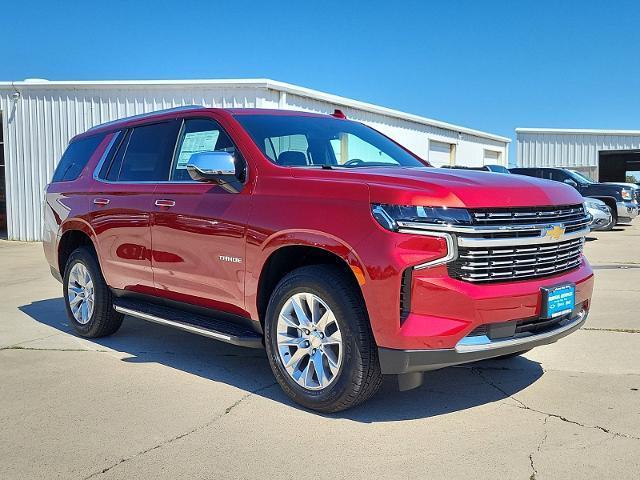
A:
82,381,278,480
582,327,640,334
529,454,537,480
0,332,64,349
528,416,548,480
591,263,640,269
472,368,640,441
0,346,109,352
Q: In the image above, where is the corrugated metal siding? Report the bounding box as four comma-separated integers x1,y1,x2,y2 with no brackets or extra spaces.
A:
0,87,259,240
265,89,508,166
517,131,640,169
0,83,509,241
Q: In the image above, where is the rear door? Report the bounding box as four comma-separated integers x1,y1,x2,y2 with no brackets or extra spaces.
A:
150,116,252,316
89,121,181,293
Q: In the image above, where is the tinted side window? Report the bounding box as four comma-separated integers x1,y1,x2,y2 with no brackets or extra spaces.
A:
171,119,241,181
52,133,106,182
548,170,568,182
116,122,180,182
265,134,310,164
513,168,541,178
103,130,130,181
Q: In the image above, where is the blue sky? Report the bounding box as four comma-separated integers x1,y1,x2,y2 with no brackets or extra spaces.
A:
4,0,640,158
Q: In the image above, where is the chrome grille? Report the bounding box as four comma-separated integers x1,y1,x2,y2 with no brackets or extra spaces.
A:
449,238,584,282
472,204,586,227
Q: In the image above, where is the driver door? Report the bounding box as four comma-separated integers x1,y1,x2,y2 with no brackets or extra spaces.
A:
150,116,252,316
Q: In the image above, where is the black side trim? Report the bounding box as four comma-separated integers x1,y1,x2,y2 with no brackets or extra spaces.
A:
50,266,63,283
110,289,262,335
378,311,587,374
399,267,413,324
113,297,263,349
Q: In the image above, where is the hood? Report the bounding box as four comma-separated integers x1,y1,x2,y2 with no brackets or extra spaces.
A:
583,197,607,206
297,167,584,208
604,182,639,190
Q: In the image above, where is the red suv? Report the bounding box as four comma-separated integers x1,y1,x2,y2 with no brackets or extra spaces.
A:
43,107,594,412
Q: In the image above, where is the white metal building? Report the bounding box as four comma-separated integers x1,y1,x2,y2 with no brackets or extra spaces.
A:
517,128,640,182
0,79,510,241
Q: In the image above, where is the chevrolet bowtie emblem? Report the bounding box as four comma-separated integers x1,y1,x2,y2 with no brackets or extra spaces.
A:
544,225,565,240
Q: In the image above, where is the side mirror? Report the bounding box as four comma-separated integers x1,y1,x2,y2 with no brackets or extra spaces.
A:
186,151,243,193
563,179,578,188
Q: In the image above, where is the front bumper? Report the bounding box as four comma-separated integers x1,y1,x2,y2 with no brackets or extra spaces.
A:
379,307,588,375
616,201,638,222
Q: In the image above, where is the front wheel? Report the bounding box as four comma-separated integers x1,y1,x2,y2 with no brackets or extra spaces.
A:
264,265,382,412
602,205,616,230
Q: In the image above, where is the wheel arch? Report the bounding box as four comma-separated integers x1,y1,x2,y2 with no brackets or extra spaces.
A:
57,220,99,275
255,233,368,327
588,196,618,220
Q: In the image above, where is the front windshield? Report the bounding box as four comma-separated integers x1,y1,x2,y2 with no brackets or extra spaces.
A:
568,170,594,184
234,114,426,168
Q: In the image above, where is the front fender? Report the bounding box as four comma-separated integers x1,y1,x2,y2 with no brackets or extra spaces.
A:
245,229,369,320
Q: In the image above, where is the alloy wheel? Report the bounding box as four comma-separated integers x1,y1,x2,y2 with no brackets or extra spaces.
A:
276,292,343,390
67,263,95,325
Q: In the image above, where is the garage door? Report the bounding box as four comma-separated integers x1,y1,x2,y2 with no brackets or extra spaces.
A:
483,149,501,165
429,141,452,167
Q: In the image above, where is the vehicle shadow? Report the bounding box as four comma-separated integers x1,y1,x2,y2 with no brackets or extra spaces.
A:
19,298,544,423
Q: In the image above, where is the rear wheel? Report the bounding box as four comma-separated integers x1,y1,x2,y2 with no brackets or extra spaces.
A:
63,247,123,338
264,265,382,412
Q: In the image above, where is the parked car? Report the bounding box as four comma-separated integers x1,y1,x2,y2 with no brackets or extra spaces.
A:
441,164,510,174
43,107,594,412
510,167,638,224
584,197,614,231
569,170,640,205
604,182,640,205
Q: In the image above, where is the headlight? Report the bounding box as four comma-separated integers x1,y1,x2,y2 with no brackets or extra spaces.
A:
622,189,632,201
371,204,472,231
584,200,609,213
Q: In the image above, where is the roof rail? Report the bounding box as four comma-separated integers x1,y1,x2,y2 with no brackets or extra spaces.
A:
87,105,205,132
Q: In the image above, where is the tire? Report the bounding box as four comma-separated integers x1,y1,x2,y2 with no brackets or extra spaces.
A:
494,349,531,360
63,246,123,338
602,205,616,230
264,265,382,413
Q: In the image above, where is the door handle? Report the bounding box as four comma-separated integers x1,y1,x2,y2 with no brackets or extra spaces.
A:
155,199,176,208
93,198,110,206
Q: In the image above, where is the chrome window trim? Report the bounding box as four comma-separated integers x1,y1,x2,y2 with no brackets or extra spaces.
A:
397,229,458,269
92,131,122,181
90,117,250,187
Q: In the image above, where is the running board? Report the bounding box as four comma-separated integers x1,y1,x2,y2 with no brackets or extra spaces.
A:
113,299,263,349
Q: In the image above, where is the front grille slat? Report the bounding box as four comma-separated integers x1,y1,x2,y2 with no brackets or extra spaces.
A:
472,204,586,227
450,204,587,283
450,239,583,282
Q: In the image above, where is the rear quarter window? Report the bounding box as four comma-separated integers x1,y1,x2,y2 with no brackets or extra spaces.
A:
52,133,106,182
